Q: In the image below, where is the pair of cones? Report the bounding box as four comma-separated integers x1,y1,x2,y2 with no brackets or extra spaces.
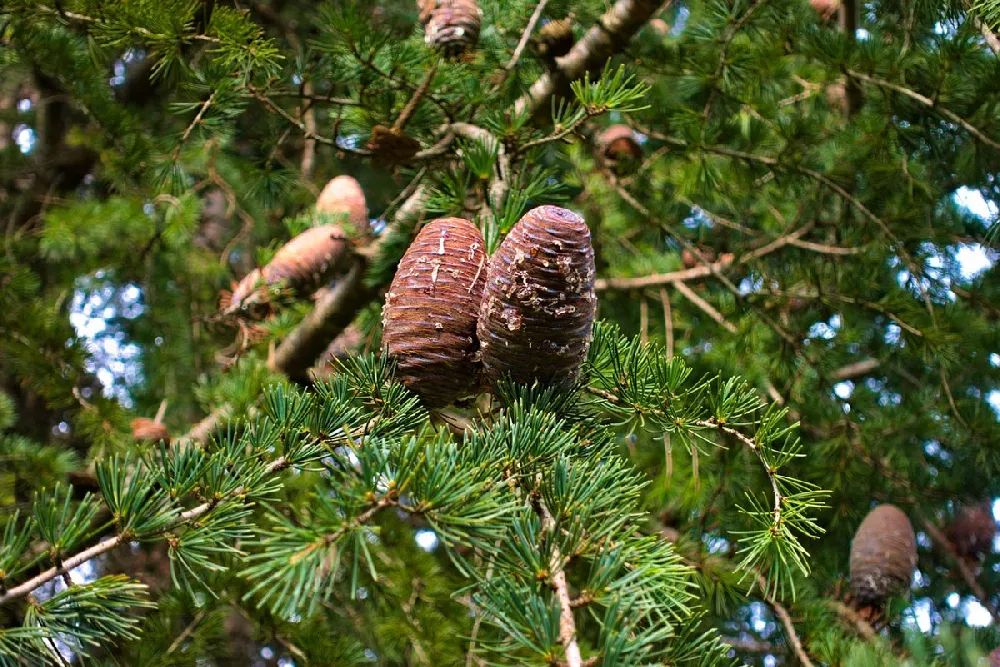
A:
381,206,597,408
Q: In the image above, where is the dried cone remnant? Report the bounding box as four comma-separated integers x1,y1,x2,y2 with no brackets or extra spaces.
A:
131,418,170,443
597,125,642,174
535,19,574,66
478,205,596,388
382,218,487,407
947,504,997,559
418,0,482,57
317,176,369,235
227,225,349,314
849,505,917,607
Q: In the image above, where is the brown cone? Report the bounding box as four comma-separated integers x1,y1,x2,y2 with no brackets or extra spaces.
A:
849,504,917,607
947,504,997,559
535,19,574,65
317,176,369,234
382,217,488,407
131,418,170,443
597,125,643,172
417,0,482,57
478,205,596,388
228,225,349,313
367,125,422,164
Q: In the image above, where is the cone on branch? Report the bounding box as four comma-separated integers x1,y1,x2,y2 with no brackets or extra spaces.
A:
225,225,350,315
597,124,643,174
367,124,422,165
478,205,596,389
849,504,917,607
317,176,369,236
131,418,170,443
534,19,574,67
417,0,482,58
681,247,717,269
947,504,997,560
382,217,488,407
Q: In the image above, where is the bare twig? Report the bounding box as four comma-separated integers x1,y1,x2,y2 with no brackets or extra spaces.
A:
829,358,880,381
539,503,583,667
922,518,1000,624
673,281,737,334
758,575,815,667
504,0,550,76
828,599,878,641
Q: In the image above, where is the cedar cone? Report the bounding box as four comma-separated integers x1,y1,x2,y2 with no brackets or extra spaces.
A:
417,0,482,57
317,176,369,234
849,505,917,607
227,225,349,314
382,217,488,407
367,125,421,164
597,125,643,173
809,0,840,20
649,18,670,36
131,418,170,443
478,205,596,388
947,504,997,559
681,247,717,269
535,19,574,66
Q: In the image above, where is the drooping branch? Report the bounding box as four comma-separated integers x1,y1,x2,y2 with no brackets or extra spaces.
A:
513,0,667,117
921,518,1000,624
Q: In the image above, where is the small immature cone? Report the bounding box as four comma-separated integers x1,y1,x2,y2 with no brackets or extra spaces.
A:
227,225,349,313
417,0,482,57
597,125,642,173
317,176,368,235
849,505,917,607
478,205,596,388
131,418,170,443
382,218,487,407
947,504,997,559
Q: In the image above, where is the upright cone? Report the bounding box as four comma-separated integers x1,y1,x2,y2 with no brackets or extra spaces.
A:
418,0,482,57
317,176,368,234
227,225,349,314
382,218,487,407
478,205,596,388
849,505,917,607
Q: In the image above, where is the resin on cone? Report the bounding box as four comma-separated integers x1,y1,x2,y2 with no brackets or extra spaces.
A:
227,225,349,314
849,504,917,606
947,504,997,559
417,0,482,57
382,218,487,407
478,205,596,388
317,176,368,235
131,418,170,443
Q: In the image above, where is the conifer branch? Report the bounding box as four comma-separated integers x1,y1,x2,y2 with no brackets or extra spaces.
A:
0,457,290,607
514,0,666,117
846,69,1000,152
758,575,815,667
673,281,737,334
